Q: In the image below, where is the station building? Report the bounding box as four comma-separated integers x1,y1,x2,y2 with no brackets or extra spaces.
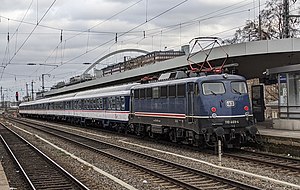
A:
267,64,300,130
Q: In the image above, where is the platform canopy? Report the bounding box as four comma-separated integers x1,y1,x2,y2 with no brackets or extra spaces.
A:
44,38,300,97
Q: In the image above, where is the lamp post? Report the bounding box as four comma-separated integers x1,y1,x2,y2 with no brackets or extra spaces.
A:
41,74,51,92
31,81,35,100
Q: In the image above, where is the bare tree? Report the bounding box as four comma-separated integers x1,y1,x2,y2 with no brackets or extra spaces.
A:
224,0,300,44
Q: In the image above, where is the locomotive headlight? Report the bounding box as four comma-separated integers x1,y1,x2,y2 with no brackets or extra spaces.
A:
245,112,249,116
212,113,217,118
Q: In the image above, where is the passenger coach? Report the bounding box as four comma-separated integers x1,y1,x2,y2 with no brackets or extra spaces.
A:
20,84,135,129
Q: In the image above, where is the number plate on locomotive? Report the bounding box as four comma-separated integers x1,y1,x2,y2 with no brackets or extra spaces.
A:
224,120,240,124
226,100,235,107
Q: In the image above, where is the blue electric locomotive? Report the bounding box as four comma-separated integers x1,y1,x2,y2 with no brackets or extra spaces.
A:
129,73,257,148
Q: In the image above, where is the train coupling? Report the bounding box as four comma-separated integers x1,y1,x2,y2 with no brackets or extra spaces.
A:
246,125,258,135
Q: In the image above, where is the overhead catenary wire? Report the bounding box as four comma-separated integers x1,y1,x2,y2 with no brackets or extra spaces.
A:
1,0,57,81
46,0,188,75
46,0,260,78
28,0,144,78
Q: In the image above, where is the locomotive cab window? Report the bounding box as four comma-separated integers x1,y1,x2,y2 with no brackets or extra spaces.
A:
202,82,225,95
231,81,247,94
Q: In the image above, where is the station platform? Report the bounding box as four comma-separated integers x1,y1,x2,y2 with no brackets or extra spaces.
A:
0,162,9,190
256,120,300,156
257,123,300,140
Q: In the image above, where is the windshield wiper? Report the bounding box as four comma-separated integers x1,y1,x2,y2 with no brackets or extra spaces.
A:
232,88,241,95
210,90,217,95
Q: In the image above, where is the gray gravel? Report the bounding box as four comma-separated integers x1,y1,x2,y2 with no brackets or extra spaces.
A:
8,118,300,190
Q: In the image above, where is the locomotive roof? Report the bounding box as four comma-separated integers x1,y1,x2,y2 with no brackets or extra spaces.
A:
132,74,246,89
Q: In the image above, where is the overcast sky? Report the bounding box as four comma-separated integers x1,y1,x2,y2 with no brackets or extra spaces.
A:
0,0,268,101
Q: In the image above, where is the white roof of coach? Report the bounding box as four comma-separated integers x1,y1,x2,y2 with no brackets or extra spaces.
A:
20,83,138,106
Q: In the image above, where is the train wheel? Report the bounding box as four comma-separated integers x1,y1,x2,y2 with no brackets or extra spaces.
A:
169,129,177,143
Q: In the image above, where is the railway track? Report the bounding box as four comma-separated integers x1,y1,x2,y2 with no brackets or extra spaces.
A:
224,149,300,175
8,117,259,190
0,122,89,190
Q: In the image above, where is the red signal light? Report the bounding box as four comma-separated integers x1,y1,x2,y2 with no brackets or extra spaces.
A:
211,107,217,113
244,106,249,111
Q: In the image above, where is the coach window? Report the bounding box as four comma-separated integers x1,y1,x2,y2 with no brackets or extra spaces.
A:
82,99,86,110
89,99,92,109
95,98,99,109
94,99,97,109
177,84,186,97
83,99,86,110
112,97,117,110
115,96,121,110
160,86,167,98
86,99,91,110
107,97,112,110
81,100,85,109
79,100,82,109
140,89,145,99
99,98,103,110
92,99,96,110
74,100,78,110
169,85,176,98
78,100,81,110
90,99,94,109
88,99,91,109
121,96,125,110
86,99,90,109
152,87,159,98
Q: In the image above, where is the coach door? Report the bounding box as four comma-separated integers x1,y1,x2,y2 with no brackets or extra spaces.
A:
187,82,195,123
130,89,135,116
